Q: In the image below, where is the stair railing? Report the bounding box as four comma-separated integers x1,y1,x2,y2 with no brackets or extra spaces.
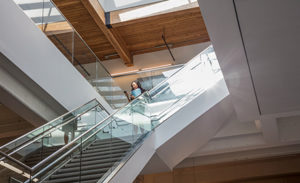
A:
0,45,221,183
0,99,108,182
0,99,101,153
28,45,221,183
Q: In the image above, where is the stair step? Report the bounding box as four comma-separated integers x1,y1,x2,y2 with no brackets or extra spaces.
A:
58,162,114,173
82,144,130,154
78,148,129,158
47,173,104,183
71,152,125,163
24,146,63,166
88,141,128,149
45,179,100,183
91,139,124,145
51,167,109,179
46,180,99,183
86,144,130,152
65,157,121,168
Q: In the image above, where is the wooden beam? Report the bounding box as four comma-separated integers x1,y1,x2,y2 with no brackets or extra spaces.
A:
81,0,133,66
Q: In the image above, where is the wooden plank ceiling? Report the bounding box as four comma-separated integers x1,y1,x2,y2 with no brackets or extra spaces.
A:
48,0,210,66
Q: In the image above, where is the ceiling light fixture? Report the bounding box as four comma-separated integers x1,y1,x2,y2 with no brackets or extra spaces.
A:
111,69,140,77
111,64,183,77
141,64,172,71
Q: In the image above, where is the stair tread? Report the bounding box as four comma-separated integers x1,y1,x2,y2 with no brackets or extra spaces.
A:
77,148,129,158
47,173,104,183
51,168,109,179
57,163,113,173
82,144,131,154
65,157,121,168
88,141,128,148
71,152,125,162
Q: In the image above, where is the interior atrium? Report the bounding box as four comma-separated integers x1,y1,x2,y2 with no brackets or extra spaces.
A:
0,0,300,183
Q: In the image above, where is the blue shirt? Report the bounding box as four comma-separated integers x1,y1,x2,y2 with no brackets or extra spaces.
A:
131,88,142,97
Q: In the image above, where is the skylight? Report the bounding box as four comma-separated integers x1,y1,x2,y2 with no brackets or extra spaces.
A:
99,0,165,12
119,0,198,21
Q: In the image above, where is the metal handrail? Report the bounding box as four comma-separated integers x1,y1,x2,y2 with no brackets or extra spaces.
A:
2,82,202,183
2,102,102,160
9,177,23,183
0,151,32,172
0,102,106,181
28,117,114,182
101,88,209,183
0,45,214,181
0,99,99,150
29,49,212,173
147,45,213,97
31,106,123,171
30,45,215,171
101,52,219,183
0,64,203,182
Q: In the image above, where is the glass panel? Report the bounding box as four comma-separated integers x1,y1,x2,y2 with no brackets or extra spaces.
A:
7,105,110,169
73,32,96,79
136,66,182,91
13,0,120,111
85,60,128,110
43,3,74,65
0,100,100,154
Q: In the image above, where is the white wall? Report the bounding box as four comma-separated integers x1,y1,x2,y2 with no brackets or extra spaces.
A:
0,53,65,126
0,0,113,114
98,0,164,12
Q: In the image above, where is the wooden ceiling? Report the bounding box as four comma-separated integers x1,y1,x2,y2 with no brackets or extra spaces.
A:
47,0,210,66
114,7,210,55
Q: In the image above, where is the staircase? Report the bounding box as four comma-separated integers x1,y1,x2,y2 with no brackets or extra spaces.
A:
0,45,228,183
45,138,131,183
25,146,63,167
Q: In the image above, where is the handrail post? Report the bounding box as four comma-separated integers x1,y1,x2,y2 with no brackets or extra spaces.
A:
29,170,32,183
79,138,83,183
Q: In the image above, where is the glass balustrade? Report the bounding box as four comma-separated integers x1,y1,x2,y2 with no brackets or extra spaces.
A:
12,0,124,110
0,99,109,183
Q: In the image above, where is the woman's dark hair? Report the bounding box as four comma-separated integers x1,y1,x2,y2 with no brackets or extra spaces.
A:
131,81,145,93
